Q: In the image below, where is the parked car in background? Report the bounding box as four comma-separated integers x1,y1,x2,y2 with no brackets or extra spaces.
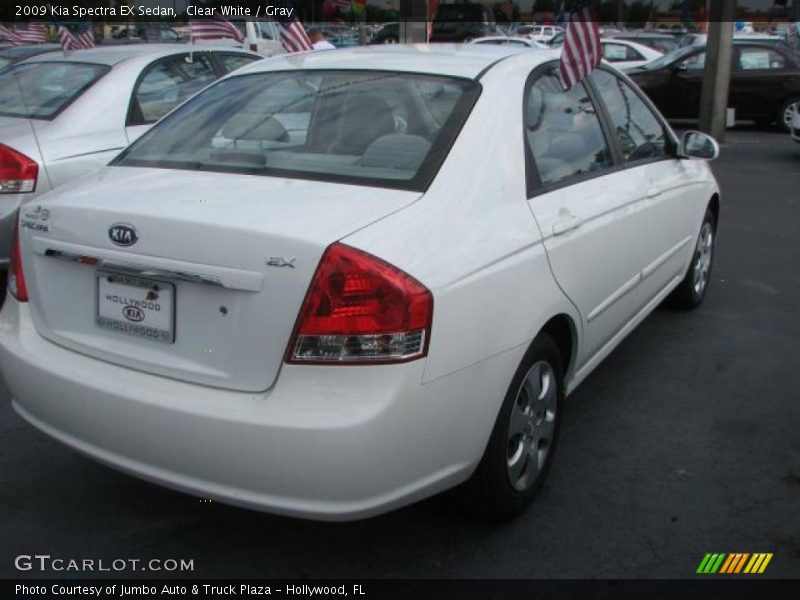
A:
430,3,498,42
0,44,261,271
601,38,663,71
469,36,548,49
0,44,59,71
108,25,185,43
520,25,564,44
680,32,786,48
608,31,678,54
547,30,565,48
370,22,399,44
629,42,800,131
0,45,720,521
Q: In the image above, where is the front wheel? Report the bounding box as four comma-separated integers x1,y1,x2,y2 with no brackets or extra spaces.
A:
457,333,564,519
667,208,716,309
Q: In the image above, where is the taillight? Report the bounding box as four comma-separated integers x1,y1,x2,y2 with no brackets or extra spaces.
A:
287,243,433,364
0,144,38,194
8,217,28,302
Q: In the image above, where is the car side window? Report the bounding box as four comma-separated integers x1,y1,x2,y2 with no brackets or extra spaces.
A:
738,47,786,70
525,70,613,187
603,43,641,62
217,53,260,73
131,55,216,125
592,69,669,163
681,51,706,70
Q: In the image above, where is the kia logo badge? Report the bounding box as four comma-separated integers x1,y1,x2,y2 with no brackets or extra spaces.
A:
109,224,138,247
122,306,145,322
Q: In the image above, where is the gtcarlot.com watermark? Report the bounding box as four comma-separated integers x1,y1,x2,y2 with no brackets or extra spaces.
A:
14,554,194,573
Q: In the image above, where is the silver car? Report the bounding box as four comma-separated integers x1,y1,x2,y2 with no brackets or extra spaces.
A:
0,44,261,269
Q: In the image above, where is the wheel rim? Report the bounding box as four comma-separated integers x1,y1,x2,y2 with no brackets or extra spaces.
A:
783,101,799,127
693,222,713,296
506,361,557,492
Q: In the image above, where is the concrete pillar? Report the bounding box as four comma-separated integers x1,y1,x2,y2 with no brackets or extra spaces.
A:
400,0,428,43
698,1,736,141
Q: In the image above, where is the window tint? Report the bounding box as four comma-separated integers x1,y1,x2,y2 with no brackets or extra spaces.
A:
592,69,669,163
738,47,786,70
0,62,108,119
525,71,613,186
132,55,216,125
681,51,706,70
603,43,642,62
218,53,260,73
115,71,480,191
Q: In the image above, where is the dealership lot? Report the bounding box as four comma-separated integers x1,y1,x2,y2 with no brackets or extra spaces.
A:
0,128,798,579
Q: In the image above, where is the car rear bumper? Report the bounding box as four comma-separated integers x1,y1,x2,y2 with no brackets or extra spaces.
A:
0,299,516,520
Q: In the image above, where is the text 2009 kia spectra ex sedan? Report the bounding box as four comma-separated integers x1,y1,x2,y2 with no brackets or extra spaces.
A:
0,45,720,521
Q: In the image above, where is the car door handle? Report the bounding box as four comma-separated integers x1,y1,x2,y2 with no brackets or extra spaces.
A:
552,214,583,236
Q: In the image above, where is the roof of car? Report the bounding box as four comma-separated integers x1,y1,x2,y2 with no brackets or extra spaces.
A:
0,43,61,59
21,43,256,66
241,44,550,79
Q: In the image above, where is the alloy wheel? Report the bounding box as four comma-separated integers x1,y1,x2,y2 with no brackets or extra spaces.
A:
506,361,558,492
693,222,713,296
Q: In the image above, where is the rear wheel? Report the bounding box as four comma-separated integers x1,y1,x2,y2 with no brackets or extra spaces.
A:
778,97,800,132
457,333,563,519
667,208,716,310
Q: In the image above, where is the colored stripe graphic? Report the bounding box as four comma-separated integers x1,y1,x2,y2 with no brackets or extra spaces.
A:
697,553,726,573
744,553,773,574
719,553,749,573
698,552,773,574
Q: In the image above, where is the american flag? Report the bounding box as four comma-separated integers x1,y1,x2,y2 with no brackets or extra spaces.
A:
0,25,22,43
15,23,47,43
57,22,95,51
559,0,601,90
189,15,244,43
273,0,313,53
499,1,514,21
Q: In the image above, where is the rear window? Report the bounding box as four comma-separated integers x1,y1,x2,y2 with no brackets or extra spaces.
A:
113,70,480,192
0,62,109,119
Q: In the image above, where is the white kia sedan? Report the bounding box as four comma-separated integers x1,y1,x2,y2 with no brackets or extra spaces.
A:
0,44,261,271
0,45,720,521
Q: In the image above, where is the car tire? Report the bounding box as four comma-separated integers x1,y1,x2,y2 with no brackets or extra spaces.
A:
667,208,716,310
777,97,800,132
457,333,564,519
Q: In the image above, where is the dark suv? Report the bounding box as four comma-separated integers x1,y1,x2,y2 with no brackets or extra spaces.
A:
430,3,497,43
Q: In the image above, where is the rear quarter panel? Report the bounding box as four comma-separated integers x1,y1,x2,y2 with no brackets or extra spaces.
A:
343,56,581,390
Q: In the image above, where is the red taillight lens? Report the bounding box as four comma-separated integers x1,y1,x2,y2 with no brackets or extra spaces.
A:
0,144,38,194
287,243,433,364
8,217,28,302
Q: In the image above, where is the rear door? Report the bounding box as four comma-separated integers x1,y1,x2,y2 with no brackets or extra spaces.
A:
730,44,797,123
125,53,217,143
524,66,650,367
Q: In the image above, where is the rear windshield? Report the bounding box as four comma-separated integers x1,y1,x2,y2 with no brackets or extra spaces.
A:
0,62,109,119
113,70,480,191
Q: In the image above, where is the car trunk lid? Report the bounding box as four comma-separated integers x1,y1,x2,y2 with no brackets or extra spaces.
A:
23,166,420,391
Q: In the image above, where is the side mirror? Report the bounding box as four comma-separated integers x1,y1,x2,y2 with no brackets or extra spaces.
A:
679,130,719,161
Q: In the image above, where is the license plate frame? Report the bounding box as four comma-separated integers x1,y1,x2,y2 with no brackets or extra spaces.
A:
95,271,176,344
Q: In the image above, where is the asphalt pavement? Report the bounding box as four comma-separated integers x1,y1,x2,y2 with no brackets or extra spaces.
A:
1,129,799,579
